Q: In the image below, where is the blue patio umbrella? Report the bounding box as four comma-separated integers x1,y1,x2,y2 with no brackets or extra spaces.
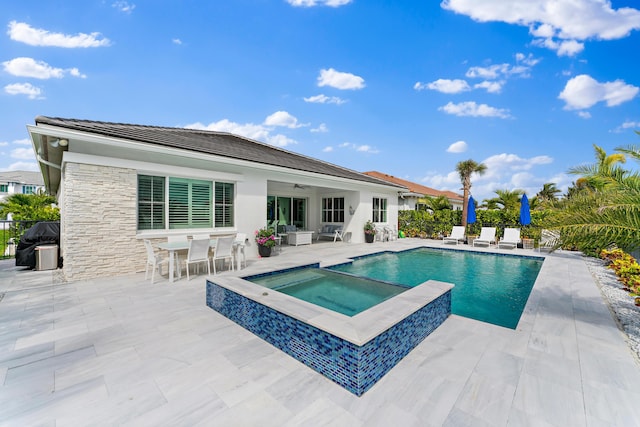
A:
467,196,476,224
520,194,531,225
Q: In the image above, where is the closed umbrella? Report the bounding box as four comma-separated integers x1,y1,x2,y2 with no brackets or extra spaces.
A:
467,196,476,224
519,194,531,225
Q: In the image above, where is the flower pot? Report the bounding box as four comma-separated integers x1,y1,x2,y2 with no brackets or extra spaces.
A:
258,245,272,257
365,233,374,243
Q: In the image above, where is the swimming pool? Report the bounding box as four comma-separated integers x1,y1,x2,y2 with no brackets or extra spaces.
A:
329,247,543,329
247,268,409,316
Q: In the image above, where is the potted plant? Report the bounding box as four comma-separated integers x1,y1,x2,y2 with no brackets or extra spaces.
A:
364,220,376,243
255,227,276,257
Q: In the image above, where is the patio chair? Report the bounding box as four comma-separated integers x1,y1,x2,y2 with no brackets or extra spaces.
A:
443,226,465,245
473,227,496,247
212,236,235,274
498,228,520,249
539,229,561,252
144,239,169,283
384,225,398,241
375,225,387,242
234,233,247,269
184,238,211,280
166,235,188,278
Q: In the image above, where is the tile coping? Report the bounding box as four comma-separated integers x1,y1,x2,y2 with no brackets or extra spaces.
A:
209,272,453,347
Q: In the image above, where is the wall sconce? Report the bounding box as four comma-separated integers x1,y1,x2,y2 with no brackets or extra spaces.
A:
348,205,355,215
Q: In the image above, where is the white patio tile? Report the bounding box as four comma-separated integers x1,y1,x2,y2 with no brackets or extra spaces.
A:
1,240,639,426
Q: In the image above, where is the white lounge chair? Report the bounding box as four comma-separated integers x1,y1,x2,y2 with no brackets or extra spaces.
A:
473,227,496,247
539,229,560,252
384,225,398,241
443,226,465,245
498,228,520,249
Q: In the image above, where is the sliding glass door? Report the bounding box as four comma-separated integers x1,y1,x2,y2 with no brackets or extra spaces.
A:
267,196,306,230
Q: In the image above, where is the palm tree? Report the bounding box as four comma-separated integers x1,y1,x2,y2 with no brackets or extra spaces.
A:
419,195,452,211
0,192,59,221
536,183,561,202
550,139,640,254
456,159,487,228
483,189,524,211
568,144,627,192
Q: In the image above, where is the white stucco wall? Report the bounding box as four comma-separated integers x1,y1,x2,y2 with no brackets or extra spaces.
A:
56,147,401,280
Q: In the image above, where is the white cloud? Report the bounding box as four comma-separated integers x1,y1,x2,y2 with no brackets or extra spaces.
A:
263,111,306,128
287,0,351,6
558,74,639,110
11,147,36,160
3,57,85,79
322,146,334,152
185,118,298,147
172,38,182,45
337,142,379,154
612,120,640,133
420,152,556,201
439,101,511,118
0,141,8,147
317,68,365,90
441,0,640,56
577,111,592,119
4,83,43,99
304,94,346,104
447,140,468,153
417,79,471,94
5,161,39,172
311,123,329,133
13,138,31,145
532,37,584,56
466,64,511,79
8,21,110,48
474,81,503,93
112,1,136,13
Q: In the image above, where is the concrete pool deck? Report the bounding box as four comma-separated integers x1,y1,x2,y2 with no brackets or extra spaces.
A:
1,239,639,426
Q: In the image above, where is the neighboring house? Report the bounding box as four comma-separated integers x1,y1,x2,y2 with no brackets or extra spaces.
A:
27,116,405,281
362,171,463,211
0,171,45,202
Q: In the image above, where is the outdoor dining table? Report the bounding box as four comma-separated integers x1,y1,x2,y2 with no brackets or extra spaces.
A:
157,238,243,283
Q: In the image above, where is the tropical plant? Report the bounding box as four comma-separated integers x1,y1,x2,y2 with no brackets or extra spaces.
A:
0,192,59,221
455,159,487,228
363,220,376,235
483,189,524,211
254,227,276,248
418,195,451,211
536,183,561,202
568,144,627,192
548,139,640,255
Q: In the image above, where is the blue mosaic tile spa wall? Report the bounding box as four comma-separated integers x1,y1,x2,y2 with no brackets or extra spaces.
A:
206,280,451,396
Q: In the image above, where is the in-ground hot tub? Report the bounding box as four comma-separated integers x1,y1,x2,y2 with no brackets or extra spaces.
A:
206,263,453,396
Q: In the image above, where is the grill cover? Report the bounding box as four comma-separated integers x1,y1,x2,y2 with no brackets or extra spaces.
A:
15,221,60,268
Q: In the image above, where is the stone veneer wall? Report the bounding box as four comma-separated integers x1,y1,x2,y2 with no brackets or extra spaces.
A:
61,163,140,281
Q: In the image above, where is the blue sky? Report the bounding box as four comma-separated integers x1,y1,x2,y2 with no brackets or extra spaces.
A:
1,0,639,202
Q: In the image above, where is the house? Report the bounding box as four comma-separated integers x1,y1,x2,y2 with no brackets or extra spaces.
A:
27,116,405,281
362,171,463,211
0,171,45,202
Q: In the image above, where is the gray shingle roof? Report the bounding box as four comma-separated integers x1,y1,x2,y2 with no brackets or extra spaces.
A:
0,171,44,186
35,116,404,189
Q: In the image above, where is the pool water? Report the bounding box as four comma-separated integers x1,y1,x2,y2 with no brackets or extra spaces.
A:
248,268,409,316
329,248,543,329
